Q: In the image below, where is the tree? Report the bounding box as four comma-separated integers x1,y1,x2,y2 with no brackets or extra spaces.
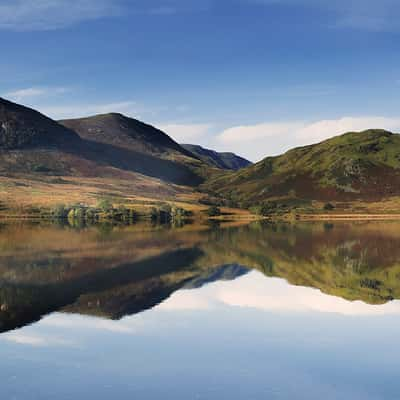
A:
260,201,278,216
323,202,335,211
207,205,221,217
52,204,68,219
97,198,113,213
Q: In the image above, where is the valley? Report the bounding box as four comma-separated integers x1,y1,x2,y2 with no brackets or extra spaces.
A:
2,97,400,221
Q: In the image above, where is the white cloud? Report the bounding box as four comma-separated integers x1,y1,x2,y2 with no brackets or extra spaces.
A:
39,101,143,120
157,291,214,311
0,0,121,31
217,273,400,316
157,123,212,143
296,116,400,142
1,332,76,347
218,122,304,143
216,116,400,161
5,86,69,102
159,271,400,316
41,313,137,333
2,87,166,121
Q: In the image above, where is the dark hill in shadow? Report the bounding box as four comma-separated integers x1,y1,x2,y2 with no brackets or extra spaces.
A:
0,98,206,185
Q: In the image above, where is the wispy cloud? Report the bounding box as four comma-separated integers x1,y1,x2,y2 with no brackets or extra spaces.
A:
157,123,213,143
2,86,172,122
1,331,76,347
159,271,400,316
218,122,304,143
216,116,400,161
255,0,400,31
41,313,137,334
295,116,400,142
5,86,70,102
0,0,122,31
40,101,145,120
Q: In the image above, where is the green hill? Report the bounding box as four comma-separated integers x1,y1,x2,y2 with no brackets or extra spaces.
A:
204,129,400,207
181,144,251,170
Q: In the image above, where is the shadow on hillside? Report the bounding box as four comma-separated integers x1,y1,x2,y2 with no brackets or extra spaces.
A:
67,139,203,186
0,247,205,334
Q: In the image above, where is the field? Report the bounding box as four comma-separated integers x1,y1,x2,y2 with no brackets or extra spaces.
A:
0,175,257,221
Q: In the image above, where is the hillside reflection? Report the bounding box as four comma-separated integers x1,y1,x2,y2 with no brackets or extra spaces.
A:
1,221,400,333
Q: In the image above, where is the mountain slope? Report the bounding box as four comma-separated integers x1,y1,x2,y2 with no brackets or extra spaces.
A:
204,129,400,205
0,97,80,149
58,113,209,185
0,98,206,187
181,144,251,170
60,114,199,162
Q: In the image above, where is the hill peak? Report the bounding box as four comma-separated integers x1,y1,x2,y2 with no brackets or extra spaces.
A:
327,128,394,142
205,128,400,205
181,144,251,170
0,97,79,150
59,113,197,159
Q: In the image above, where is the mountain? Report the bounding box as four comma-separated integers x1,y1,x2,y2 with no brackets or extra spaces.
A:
58,113,209,185
181,144,251,170
60,113,198,162
0,98,206,187
204,129,400,205
0,97,80,149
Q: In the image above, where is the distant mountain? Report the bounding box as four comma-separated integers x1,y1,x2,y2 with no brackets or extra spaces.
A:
183,264,249,289
205,129,400,205
182,144,251,170
0,98,206,186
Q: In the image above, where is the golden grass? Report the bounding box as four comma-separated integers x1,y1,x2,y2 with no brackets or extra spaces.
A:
0,175,261,221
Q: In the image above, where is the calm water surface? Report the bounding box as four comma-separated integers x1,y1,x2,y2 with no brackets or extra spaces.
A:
1,221,400,399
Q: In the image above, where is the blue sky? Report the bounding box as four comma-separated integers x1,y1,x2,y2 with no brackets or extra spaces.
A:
1,0,400,161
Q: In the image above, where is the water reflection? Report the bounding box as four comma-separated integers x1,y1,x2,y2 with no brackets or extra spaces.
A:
1,221,400,333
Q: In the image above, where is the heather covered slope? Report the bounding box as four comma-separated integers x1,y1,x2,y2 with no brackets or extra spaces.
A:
0,97,80,149
0,98,206,186
204,129,400,205
58,113,212,185
60,113,200,163
181,144,251,170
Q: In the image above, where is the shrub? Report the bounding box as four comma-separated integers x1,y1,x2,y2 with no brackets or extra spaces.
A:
207,205,221,217
323,202,335,211
150,207,159,221
171,206,190,221
85,207,98,222
249,205,262,215
51,204,68,219
259,201,278,216
97,199,113,213
73,206,86,220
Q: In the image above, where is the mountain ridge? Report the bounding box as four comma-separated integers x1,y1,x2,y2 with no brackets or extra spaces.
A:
60,113,199,161
0,98,207,187
0,97,80,149
204,129,400,206
181,143,251,170
3,97,400,214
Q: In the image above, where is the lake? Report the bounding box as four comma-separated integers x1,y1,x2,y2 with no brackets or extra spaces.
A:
1,220,400,400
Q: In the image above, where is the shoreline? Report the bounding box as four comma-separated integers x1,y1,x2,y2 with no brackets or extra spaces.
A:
295,213,400,221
